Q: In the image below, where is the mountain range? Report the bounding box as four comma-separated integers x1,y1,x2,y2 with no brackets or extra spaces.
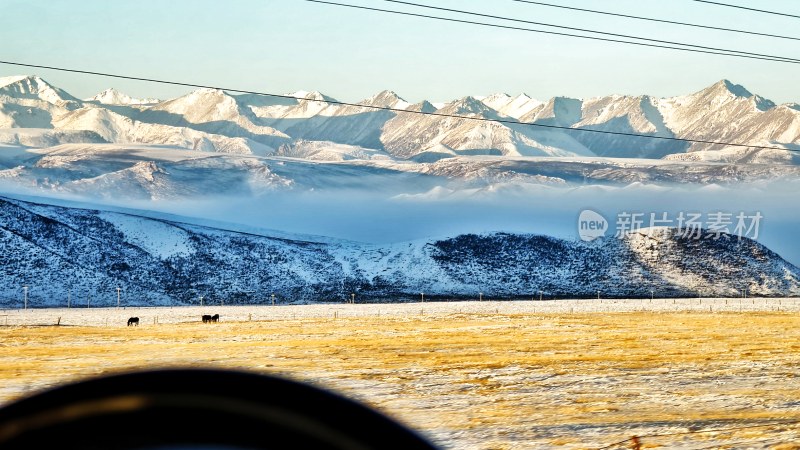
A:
1,75,799,160
1,195,797,307
0,75,799,199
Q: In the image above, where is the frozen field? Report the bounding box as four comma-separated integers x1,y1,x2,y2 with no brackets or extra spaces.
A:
2,299,800,449
1,297,799,327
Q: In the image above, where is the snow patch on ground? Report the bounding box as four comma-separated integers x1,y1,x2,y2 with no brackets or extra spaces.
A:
98,212,195,259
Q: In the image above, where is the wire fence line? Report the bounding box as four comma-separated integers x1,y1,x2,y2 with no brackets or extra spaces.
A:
1,298,800,327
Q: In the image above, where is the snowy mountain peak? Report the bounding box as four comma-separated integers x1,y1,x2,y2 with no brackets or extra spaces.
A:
441,96,496,117
693,80,776,111
0,75,30,89
148,88,243,122
480,93,512,110
480,93,543,119
289,90,335,103
0,74,78,104
406,100,437,113
85,88,159,105
190,87,229,99
717,79,753,98
362,90,409,109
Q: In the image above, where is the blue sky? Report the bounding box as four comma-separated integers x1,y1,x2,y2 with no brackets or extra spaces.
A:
1,0,799,103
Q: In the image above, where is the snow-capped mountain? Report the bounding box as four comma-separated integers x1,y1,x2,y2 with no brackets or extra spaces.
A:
1,196,797,307
85,88,160,106
0,76,82,129
0,75,79,106
2,75,800,162
1,75,800,199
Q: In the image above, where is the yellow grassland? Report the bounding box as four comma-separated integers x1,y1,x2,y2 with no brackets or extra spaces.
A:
2,311,800,448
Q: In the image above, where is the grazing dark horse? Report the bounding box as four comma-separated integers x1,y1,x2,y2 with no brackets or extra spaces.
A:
127,317,139,326
202,314,212,323
211,314,219,323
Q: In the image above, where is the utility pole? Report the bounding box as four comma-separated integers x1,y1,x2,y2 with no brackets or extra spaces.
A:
597,290,600,300
271,294,275,305
22,285,28,310
651,290,654,301
351,293,355,304
116,287,121,309
479,292,483,302
539,290,543,301
200,295,204,306
421,292,424,303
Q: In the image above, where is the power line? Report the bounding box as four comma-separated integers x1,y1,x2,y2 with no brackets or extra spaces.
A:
693,0,800,19
510,0,800,42
382,0,800,63
0,59,791,152
304,0,799,64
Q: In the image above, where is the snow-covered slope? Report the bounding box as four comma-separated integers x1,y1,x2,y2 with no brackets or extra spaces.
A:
274,139,394,161
0,143,462,198
0,197,797,306
271,90,411,150
0,128,106,148
2,144,296,199
135,88,290,148
570,95,681,158
246,90,339,120
54,106,276,155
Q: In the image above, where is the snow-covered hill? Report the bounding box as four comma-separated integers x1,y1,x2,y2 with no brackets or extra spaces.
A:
1,197,797,306
4,142,798,200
